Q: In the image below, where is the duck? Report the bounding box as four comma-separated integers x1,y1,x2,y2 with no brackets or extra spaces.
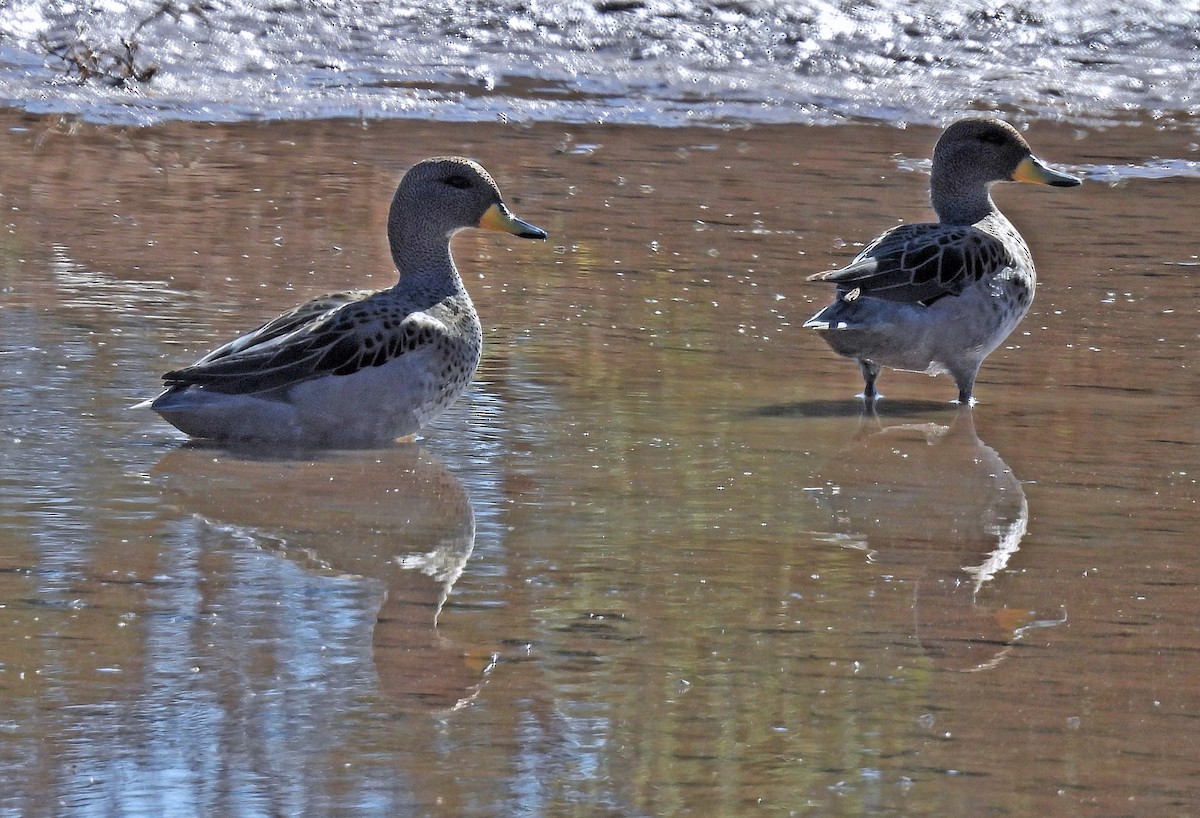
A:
140,156,547,447
804,118,1080,405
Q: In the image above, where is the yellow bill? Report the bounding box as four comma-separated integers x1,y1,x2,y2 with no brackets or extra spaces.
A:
1012,155,1082,187
479,202,548,239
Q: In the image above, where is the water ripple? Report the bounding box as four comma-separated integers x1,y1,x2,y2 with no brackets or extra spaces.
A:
0,1,1197,127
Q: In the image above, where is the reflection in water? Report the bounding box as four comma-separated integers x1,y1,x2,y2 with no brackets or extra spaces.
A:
3,112,1196,814
154,444,486,710
813,407,1064,672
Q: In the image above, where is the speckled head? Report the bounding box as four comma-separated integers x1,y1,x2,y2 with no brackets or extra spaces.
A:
931,118,1080,225
388,156,546,247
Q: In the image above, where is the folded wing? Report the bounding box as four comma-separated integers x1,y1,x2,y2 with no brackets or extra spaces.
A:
162,291,445,395
809,223,1014,306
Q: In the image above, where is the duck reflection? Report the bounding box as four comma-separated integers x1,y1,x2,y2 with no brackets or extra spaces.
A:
814,407,1063,671
153,444,487,710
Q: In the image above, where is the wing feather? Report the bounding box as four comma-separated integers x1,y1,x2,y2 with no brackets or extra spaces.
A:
809,223,1014,306
162,291,445,395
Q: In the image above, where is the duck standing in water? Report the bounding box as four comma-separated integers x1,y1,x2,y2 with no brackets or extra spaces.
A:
804,118,1080,405
141,156,547,446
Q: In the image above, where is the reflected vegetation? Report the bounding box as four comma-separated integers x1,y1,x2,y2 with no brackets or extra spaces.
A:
811,406,1065,672
154,443,488,711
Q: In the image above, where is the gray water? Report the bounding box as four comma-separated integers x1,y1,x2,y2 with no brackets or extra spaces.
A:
0,0,1198,127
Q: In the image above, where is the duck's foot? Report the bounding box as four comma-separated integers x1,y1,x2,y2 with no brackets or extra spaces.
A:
858,360,882,404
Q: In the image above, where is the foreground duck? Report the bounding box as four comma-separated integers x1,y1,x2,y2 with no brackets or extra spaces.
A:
804,118,1080,405
141,156,546,447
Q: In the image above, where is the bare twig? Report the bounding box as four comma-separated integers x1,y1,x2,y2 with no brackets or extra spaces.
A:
37,2,212,87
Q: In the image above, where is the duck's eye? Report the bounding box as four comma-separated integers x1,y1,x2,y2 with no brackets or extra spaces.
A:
978,131,1007,146
444,175,473,190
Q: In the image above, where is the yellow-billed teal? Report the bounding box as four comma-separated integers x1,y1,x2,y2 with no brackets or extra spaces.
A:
141,156,546,446
805,118,1080,405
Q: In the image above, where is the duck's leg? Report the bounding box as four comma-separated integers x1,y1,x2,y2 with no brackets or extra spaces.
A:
858,359,882,403
951,362,980,406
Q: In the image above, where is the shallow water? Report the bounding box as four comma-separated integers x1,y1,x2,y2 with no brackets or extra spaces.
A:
0,112,1198,815
1,1,1199,127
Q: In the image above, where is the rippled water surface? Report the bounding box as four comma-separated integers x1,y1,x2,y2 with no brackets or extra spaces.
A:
0,113,1197,816
1,1,1199,127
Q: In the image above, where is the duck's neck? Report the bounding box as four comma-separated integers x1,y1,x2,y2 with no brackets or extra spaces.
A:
930,170,996,226
388,225,462,295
